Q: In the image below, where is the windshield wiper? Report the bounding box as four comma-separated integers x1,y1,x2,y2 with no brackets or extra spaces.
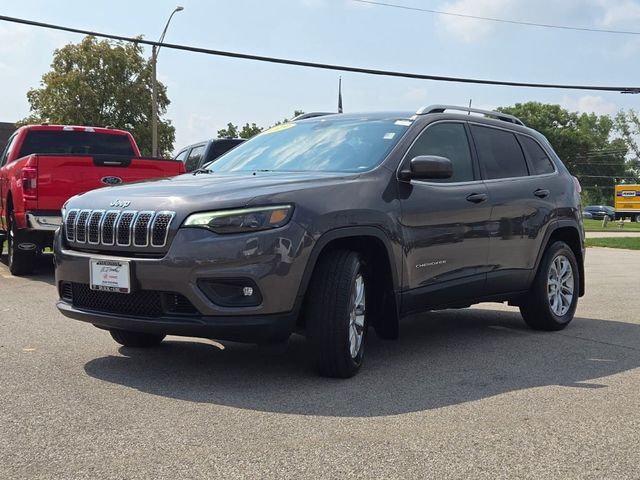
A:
192,168,212,175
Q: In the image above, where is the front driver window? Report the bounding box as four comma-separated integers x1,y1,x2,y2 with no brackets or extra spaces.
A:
406,123,474,183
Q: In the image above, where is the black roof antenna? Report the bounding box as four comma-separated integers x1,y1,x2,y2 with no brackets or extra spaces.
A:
468,99,472,114
338,77,343,113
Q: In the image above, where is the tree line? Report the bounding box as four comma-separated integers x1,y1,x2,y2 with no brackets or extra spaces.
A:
19,35,640,205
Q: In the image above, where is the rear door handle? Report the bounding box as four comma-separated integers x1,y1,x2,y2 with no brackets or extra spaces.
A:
466,193,488,203
534,189,550,198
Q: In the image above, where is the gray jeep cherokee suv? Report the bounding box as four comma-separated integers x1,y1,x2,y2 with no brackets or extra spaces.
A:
55,105,585,378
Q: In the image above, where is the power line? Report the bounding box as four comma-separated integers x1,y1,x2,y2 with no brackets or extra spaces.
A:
0,14,639,94
353,0,640,36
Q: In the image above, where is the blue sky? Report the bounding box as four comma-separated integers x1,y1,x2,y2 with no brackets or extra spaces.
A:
1,0,640,153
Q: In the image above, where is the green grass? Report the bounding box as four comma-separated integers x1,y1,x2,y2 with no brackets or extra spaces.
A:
583,218,640,232
585,237,640,250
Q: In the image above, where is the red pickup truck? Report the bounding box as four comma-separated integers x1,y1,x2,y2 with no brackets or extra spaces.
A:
0,125,185,275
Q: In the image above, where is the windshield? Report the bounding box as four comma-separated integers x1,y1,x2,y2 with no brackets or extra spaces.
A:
209,117,411,173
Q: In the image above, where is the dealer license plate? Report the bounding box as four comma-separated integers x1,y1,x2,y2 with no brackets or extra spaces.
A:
90,259,131,294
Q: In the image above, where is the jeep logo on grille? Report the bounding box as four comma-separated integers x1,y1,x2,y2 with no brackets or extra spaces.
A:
109,200,131,208
101,176,123,186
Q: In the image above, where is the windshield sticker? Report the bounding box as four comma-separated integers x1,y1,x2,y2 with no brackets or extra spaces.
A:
262,123,296,135
383,132,396,140
394,120,413,126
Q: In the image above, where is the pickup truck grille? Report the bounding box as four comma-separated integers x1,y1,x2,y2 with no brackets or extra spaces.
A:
64,209,175,249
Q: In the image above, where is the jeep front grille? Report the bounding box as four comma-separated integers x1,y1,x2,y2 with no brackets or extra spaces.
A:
65,209,176,249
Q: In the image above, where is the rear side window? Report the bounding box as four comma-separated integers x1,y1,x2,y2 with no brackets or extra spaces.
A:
19,131,135,157
185,145,206,172
471,125,529,179
518,135,555,175
406,122,474,183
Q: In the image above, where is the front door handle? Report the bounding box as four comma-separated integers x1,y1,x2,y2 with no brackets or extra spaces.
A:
466,193,488,203
534,188,550,198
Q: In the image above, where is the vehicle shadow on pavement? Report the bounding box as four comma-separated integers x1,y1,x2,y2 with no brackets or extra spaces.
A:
0,252,55,286
83,309,640,417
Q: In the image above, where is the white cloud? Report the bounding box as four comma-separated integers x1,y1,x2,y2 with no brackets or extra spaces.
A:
402,87,429,102
437,0,515,43
594,0,640,26
0,23,32,54
299,0,326,8
560,95,619,116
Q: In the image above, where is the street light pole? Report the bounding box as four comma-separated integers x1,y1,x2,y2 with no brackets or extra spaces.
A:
151,6,183,157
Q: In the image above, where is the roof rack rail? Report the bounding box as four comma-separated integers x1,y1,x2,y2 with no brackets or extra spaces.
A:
415,104,525,127
291,112,336,121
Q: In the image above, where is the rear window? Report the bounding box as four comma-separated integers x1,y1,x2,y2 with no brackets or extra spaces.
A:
19,130,135,157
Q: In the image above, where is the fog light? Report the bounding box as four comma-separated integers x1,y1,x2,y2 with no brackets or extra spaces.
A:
197,279,262,307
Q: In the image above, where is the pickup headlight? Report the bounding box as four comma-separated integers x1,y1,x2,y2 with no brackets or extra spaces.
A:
183,205,294,234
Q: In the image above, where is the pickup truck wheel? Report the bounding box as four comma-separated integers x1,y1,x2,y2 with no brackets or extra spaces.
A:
635,213,640,223
7,212,36,276
520,241,579,331
109,329,166,348
306,250,368,378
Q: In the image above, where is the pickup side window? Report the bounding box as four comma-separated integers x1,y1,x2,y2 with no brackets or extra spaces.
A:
470,125,529,180
185,145,205,172
0,132,17,167
405,122,474,183
518,135,555,175
175,149,189,162
18,131,135,157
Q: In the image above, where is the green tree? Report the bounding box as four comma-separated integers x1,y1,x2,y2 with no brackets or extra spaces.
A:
217,122,262,139
613,110,640,181
20,36,175,156
498,102,630,204
217,111,305,139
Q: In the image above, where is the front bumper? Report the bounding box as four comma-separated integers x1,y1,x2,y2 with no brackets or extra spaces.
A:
54,222,312,342
27,213,62,231
56,301,297,342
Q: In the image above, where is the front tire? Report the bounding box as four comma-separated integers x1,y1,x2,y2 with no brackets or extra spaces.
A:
520,241,579,331
306,250,368,378
7,212,36,276
110,329,166,348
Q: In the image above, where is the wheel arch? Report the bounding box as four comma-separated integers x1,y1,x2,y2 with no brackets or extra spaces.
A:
296,226,400,330
533,221,585,297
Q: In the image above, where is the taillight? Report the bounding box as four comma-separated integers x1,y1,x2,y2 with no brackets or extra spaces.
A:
22,157,38,200
572,176,582,194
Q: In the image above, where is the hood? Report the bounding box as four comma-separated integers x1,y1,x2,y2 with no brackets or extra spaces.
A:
66,170,357,213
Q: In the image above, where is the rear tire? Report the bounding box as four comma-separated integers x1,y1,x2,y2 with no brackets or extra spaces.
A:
520,241,579,331
110,329,166,348
635,213,640,223
306,250,368,378
7,212,36,276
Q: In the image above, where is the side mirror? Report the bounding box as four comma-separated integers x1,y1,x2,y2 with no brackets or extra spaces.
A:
400,155,453,181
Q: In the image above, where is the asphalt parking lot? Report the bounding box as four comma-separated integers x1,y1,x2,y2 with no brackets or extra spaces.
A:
1,247,640,479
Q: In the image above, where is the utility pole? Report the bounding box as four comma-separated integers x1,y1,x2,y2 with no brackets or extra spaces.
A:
151,6,183,157
151,45,158,156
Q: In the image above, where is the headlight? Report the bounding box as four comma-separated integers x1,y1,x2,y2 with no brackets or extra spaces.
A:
183,205,294,234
